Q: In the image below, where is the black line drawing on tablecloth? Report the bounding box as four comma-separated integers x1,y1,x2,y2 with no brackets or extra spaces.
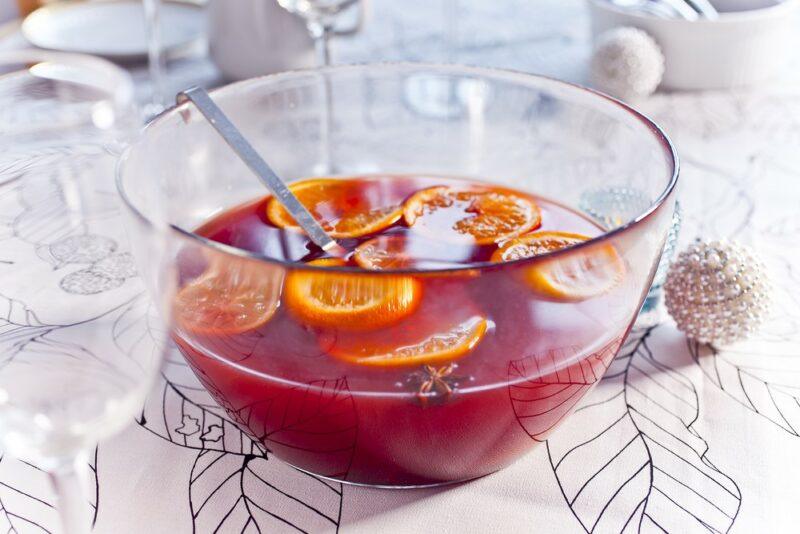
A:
690,338,800,438
544,327,741,534
509,337,622,442
54,244,138,296
676,158,754,242
0,145,109,188
0,144,138,296
688,160,800,439
228,378,358,480
89,448,99,529
0,142,137,532
1,291,142,370
0,290,143,533
125,296,348,533
0,294,50,366
1,123,794,533
0,145,118,248
0,450,98,534
189,450,344,533
0,454,57,533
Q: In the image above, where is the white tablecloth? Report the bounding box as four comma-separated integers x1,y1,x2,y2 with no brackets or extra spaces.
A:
1,1,799,533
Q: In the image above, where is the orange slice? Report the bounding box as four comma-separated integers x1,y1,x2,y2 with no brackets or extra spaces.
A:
353,235,483,279
490,231,589,262
329,317,488,367
353,235,415,270
492,231,624,301
321,285,489,367
403,185,541,245
284,258,422,330
266,178,403,238
174,262,283,335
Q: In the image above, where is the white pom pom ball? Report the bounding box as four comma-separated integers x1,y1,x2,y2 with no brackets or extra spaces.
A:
664,240,772,346
591,27,665,100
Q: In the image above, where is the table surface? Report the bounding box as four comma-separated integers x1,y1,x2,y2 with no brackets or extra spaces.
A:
1,1,800,533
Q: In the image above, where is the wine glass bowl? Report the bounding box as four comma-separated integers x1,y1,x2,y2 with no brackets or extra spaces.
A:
276,0,362,65
118,64,678,487
277,0,359,19
0,50,144,459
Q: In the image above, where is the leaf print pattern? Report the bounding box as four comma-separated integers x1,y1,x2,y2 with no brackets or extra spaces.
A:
230,379,358,480
0,144,108,188
138,362,263,457
189,450,342,534
546,327,741,533
123,289,349,531
690,340,800,438
0,293,50,369
509,337,623,442
0,455,56,534
688,155,800,439
0,452,98,534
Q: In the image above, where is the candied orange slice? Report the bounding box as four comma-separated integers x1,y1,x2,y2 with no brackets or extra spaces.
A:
266,178,403,238
174,262,283,335
490,231,589,262
403,185,541,245
353,235,414,270
329,316,488,367
353,235,483,277
492,231,624,301
284,258,422,330
321,284,489,366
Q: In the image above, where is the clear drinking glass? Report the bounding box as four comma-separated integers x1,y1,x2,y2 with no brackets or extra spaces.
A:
0,51,158,533
118,64,678,487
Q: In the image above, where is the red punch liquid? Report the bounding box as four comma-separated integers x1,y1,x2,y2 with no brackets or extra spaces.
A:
173,175,628,486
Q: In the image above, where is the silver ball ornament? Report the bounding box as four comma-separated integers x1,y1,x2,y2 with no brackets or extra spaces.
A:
664,240,771,346
591,27,665,100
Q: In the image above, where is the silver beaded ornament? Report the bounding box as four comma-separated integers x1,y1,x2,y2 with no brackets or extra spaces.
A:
664,240,771,345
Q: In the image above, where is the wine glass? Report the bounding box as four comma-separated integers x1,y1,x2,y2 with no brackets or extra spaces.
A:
277,0,365,172
276,0,361,66
0,50,161,534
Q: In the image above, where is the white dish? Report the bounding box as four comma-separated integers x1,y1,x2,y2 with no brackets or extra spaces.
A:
588,0,800,90
22,0,205,61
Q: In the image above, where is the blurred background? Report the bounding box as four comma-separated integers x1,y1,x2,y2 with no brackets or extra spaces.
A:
4,0,795,108
5,0,590,101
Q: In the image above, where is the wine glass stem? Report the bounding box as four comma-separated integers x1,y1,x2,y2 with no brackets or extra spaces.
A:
444,0,459,61
49,453,91,534
308,22,332,67
143,0,167,110
307,20,334,172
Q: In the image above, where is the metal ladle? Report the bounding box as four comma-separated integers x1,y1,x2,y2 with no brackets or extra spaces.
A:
176,86,347,257
606,0,718,20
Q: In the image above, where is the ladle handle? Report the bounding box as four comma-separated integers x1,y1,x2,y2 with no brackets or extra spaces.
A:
177,87,344,255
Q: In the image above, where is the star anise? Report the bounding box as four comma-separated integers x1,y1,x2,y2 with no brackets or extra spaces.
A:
412,363,459,408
